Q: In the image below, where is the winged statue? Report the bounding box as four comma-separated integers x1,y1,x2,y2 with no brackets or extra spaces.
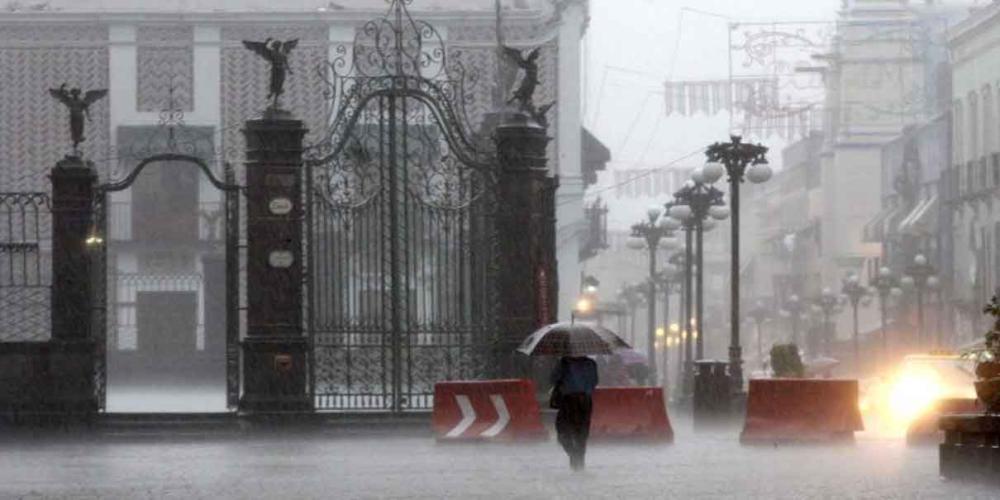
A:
501,45,555,126
242,38,299,109
48,84,107,154
501,46,540,109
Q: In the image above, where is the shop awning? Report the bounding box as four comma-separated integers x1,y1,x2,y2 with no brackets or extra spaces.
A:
898,194,938,236
862,204,900,243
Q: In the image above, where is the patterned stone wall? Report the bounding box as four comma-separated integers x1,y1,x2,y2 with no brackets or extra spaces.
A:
0,25,110,191
136,26,194,113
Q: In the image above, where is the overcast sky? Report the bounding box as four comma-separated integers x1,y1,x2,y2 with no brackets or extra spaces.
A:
582,0,840,173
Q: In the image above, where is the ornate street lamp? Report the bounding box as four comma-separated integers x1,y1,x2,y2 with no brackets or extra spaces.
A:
871,266,904,360
628,208,681,385
746,299,771,368
902,253,939,348
670,176,727,359
617,284,644,345
656,261,681,388
781,294,805,346
842,272,872,369
705,135,771,392
813,287,844,357
668,173,728,394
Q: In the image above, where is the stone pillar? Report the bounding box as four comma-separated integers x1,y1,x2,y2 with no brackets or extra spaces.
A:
494,111,557,379
48,155,98,413
240,114,311,412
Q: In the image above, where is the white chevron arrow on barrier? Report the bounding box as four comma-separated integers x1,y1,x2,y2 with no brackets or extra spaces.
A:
446,395,476,438
481,395,511,438
445,394,511,438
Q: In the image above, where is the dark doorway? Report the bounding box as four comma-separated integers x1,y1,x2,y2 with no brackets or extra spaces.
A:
106,289,226,412
136,291,197,379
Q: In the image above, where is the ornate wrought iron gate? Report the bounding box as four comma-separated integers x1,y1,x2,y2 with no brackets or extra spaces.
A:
308,1,498,411
93,154,244,410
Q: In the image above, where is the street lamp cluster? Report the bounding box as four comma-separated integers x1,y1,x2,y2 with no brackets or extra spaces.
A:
669,177,729,394
621,135,771,400
705,136,772,392
745,299,772,368
902,254,940,347
627,208,681,384
842,273,872,367
625,136,772,397
813,287,844,357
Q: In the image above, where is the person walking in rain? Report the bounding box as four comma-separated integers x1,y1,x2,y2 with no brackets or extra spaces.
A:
550,355,599,470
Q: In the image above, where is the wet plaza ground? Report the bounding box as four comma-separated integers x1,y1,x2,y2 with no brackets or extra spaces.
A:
0,416,996,500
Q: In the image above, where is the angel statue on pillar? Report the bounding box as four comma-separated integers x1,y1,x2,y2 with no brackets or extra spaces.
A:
242,38,299,110
501,45,555,127
48,84,107,156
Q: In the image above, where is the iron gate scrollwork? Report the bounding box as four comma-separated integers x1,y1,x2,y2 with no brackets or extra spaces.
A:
308,0,498,411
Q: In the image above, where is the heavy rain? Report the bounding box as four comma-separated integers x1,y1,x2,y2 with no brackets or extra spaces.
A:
1,0,999,498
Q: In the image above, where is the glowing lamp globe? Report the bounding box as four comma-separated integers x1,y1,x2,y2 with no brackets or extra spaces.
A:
669,204,692,220
746,163,773,184
709,205,731,220
702,161,725,183
626,236,646,250
690,167,705,184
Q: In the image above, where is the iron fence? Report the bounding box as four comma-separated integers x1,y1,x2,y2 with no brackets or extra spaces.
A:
0,192,52,342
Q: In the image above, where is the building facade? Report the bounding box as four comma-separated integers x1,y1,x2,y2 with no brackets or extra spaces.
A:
947,1,1000,343
0,0,590,409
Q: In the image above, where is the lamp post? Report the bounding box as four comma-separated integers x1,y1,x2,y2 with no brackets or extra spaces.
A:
628,208,681,385
871,266,903,361
842,273,872,370
782,294,804,347
814,287,844,357
657,262,681,388
669,175,729,365
746,299,771,369
705,135,771,392
617,284,644,345
902,253,939,349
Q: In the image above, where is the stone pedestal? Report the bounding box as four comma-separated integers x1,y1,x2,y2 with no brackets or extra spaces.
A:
50,156,96,342
45,156,98,416
240,113,311,412
493,110,557,380
939,414,1000,483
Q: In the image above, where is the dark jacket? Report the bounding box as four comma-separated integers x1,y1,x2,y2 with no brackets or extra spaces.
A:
551,356,599,396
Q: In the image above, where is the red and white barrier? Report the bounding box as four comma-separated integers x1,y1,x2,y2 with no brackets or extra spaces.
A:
590,387,674,443
741,378,864,444
432,379,547,442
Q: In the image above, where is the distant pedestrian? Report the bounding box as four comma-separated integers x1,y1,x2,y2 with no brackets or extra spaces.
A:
550,355,599,470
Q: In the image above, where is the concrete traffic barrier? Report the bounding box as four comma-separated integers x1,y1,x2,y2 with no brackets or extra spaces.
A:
432,379,547,442
907,397,981,445
740,378,863,444
590,387,674,443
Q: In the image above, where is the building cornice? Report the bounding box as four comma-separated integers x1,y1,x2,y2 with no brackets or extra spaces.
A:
0,7,549,26
948,3,1000,49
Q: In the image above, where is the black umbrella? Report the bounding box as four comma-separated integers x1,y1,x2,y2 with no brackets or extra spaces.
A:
517,322,631,357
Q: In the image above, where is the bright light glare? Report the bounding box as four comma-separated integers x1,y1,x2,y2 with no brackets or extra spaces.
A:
886,367,942,430
575,298,592,313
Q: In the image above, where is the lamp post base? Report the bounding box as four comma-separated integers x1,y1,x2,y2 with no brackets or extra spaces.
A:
729,345,744,393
